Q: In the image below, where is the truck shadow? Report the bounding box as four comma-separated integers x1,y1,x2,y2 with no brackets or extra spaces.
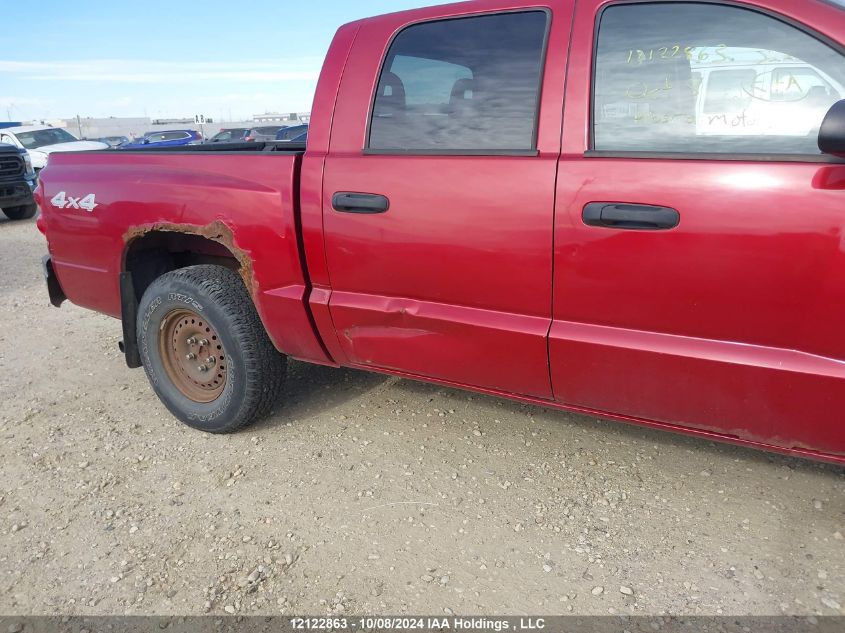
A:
0,216,36,227
256,360,389,429
392,377,843,475
259,360,841,476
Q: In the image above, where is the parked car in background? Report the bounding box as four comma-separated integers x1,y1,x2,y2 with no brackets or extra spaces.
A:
0,126,107,172
207,128,251,143
290,131,308,143
275,124,308,141
120,130,202,149
96,136,130,148
246,126,286,142
0,143,37,220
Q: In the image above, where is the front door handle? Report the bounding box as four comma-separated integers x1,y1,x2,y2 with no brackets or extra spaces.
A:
332,192,390,214
583,203,679,230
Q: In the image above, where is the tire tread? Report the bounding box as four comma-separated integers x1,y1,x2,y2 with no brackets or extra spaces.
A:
142,265,286,433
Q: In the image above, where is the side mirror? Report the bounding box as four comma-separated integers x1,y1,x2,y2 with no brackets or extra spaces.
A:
819,100,845,158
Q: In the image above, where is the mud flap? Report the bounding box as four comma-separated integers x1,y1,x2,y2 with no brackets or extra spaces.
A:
41,255,67,308
119,272,143,369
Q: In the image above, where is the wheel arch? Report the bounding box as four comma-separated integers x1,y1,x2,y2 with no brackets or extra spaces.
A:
122,221,254,301
118,220,337,370
119,222,258,369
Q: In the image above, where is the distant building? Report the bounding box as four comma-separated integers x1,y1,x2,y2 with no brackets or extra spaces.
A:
151,118,195,126
253,112,311,124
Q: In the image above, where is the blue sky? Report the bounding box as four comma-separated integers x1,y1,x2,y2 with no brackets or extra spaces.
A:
1,0,449,122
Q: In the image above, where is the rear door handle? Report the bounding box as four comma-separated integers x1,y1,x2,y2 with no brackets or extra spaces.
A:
583,203,679,230
332,192,390,214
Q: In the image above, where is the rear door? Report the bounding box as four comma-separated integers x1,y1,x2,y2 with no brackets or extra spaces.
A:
551,0,845,456
322,1,573,398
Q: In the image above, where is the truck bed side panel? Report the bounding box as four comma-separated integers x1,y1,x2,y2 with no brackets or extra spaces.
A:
39,151,332,364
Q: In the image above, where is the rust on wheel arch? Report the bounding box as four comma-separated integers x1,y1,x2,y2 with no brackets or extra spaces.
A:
122,220,257,295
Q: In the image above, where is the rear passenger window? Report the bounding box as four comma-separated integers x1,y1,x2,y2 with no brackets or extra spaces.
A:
593,2,845,155
368,11,549,153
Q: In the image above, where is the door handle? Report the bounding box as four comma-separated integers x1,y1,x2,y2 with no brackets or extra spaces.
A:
583,203,679,230
332,192,390,214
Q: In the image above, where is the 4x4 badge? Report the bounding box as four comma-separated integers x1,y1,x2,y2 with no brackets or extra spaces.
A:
50,191,97,212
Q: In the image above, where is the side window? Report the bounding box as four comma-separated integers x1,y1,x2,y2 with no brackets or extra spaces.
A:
593,2,845,154
368,11,549,152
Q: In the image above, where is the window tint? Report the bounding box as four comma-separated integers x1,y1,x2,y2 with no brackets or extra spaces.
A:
15,128,78,149
368,11,548,152
593,3,845,154
279,125,308,140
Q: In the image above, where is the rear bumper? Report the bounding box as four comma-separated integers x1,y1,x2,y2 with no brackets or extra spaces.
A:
42,255,67,308
0,174,36,208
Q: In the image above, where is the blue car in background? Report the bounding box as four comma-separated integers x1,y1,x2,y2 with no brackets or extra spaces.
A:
120,130,203,149
275,125,308,141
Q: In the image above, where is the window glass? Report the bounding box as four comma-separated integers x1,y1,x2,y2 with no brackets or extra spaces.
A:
15,128,78,149
368,11,548,152
279,125,307,140
703,69,757,114
161,132,187,141
593,3,845,154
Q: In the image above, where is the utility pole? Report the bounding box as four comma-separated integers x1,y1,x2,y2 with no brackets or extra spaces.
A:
76,114,83,138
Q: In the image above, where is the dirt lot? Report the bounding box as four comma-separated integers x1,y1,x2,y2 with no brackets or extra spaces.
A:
0,213,843,617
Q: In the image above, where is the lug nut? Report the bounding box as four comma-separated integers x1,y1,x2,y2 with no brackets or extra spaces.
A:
199,339,210,347
198,364,209,373
185,353,197,360
205,357,216,365
186,337,197,345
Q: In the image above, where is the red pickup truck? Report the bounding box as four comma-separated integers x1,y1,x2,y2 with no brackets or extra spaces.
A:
36,0,845,465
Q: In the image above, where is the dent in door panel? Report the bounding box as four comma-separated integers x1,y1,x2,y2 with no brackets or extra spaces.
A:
332,291,553,398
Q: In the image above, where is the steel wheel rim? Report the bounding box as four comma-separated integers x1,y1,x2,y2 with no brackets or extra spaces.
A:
159,309,227,403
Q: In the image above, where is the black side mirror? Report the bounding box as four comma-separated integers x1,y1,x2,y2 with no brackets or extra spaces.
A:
819,100,845,158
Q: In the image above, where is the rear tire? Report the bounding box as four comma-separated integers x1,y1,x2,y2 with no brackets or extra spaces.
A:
2,204,37,220
136,265,286,433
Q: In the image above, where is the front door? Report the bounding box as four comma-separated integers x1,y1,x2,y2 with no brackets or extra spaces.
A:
322,2,573,398
551,0,845,456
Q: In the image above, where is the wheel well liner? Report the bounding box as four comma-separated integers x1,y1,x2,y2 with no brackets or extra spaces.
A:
119,222,255,368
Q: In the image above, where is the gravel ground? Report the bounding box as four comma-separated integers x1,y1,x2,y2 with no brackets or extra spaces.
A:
0,213,843,617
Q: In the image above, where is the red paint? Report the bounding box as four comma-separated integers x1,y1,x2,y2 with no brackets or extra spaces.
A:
38,0,845,464
552,0,845,460
39,153,331,365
